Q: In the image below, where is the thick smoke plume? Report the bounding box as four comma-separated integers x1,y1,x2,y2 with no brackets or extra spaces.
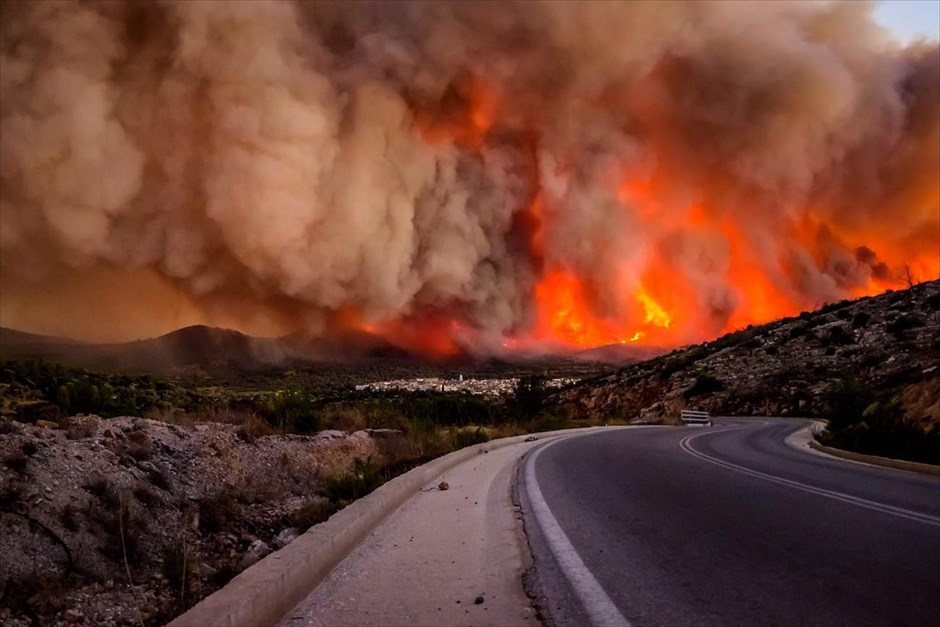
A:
1,1,938,351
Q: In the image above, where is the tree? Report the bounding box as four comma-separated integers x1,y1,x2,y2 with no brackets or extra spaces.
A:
511,374,547,420
825,374,874,431
55,385,72,413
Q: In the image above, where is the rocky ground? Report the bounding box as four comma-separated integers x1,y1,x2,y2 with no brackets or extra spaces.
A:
0,416,388,625
556,280,940,432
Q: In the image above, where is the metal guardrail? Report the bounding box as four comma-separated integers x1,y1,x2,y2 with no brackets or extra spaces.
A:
681,410,712,426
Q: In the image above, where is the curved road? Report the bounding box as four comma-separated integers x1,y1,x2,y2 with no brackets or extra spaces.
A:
519,419,940,626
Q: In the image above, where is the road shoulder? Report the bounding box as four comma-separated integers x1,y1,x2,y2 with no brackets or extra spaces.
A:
278,439,546,627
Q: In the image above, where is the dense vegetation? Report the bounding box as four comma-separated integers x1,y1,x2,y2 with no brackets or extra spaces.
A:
0,360,199,420
0,359,578,439
820,375,939,465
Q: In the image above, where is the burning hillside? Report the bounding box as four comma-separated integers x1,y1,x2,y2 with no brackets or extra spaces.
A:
1,1,937,356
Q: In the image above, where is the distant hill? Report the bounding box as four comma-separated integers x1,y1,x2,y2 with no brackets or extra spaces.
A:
0,325,286,373
0,327,87,364
555,280,940,439
110,325,282,371
573,342,665,364
0,321,656,375
0,328,82,347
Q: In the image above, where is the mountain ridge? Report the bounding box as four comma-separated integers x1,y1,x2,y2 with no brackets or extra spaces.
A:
0,323,656,373
554,279,940,444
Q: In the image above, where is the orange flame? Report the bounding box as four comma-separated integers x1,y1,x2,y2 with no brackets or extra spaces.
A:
635,284,671,329
376,314,465,359
348,72,939,358
530,268,675,348
535,269,614,346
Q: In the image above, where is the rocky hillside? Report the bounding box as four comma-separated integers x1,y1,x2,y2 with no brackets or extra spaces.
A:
556,280,940,433
0,416,388,626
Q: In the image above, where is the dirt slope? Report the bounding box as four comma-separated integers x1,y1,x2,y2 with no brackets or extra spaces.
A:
0,416,380,625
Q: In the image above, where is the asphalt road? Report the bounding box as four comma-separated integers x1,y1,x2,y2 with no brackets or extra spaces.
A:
519,419,940,626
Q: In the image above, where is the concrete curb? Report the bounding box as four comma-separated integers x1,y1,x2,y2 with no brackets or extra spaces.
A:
807,439,940,477
168,426,610,627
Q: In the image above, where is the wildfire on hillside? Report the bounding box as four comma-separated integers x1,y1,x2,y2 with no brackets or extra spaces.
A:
1,1,937,354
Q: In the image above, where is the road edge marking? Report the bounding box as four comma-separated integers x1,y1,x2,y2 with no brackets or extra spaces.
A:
524,437,632,627
680,429,940,527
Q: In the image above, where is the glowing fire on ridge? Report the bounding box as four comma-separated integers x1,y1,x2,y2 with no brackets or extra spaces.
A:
530,268,675,349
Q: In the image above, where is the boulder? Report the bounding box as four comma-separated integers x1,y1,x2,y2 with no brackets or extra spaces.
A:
273,527,300,549
237,540,272,572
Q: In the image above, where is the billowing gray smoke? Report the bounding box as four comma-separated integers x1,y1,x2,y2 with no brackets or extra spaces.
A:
1,1,937,349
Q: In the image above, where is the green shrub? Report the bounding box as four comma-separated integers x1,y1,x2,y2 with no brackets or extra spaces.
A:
289,498,338,530
709,328,756,351
851,311,871,329
64,420,96,440
819,299,851,315
4,452,28,473
887,314,924,338
0,419,22,435
741,336,762,349
788,324,808,339
318,405,366,431
824,396,940,465
94,500,143,568
84,477,120,508
234,412,275,442
147,466,172,492
511,375,547,420
453,427,490,448
400,416,456,457
133,486,158,506
825,375,874,431
827,325,854,346
161,543,195,592
685,374,724,398
198,490,240,533
321,459,385,505
126,437,153,461
530,414,565,433
263,388,318,433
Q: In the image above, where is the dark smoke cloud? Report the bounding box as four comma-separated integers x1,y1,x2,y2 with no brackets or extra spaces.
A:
1,0,937,346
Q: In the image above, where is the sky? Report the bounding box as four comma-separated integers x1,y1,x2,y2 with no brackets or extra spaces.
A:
873,0,940,43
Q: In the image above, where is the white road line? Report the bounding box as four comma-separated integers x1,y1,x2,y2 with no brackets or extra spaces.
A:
525,438,631,627
680,429,940,527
